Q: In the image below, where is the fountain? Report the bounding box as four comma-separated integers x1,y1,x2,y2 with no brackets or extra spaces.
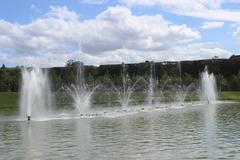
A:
67,62,98,113
158,78,169,103
174,61,199,105
20,67,52,120
173,61,183,104
175,83,197,103
18,62,218,120
200,67,217,103
110,63,142,109
178,61,183,90
175,61,186,104
147,61,158,106
119,63,133,109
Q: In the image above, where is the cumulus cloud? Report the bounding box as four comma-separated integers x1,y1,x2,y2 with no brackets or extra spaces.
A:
201,21,224,29
121,0,240,22
0,5,204,66
0,5,234,67
0,42,233,67
46,6,79,21
81,6,200,53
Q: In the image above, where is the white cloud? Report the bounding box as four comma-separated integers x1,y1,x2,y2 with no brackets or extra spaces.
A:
121,0,240,22
0,6,203,67
0,5,233,67
201,21,224,29
233,27,240,43
46,6,79,21
166,43,232,60
80,6,200,54
0,43,233,67
79,0,107,4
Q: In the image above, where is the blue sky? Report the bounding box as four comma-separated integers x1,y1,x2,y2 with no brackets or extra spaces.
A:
0,0,240,67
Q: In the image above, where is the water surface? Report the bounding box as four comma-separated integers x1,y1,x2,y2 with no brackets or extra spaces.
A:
1,103,240,160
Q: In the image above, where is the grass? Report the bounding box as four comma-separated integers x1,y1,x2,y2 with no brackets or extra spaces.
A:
0,91,240,109
0,92,19,108
218,91,240,101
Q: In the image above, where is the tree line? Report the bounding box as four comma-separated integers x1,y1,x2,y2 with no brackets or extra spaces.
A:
1,55,240,92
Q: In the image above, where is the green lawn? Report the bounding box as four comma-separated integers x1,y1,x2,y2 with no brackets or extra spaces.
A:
218,91,240,101
0,92,19,108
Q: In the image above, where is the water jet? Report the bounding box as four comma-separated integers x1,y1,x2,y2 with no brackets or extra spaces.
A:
200,66,217,103
20,67,52,120
147,61,157,106
67,62,98,113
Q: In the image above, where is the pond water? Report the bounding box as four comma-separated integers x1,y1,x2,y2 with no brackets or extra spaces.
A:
1,102,240,160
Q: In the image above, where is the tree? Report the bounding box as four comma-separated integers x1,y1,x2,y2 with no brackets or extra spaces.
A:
216,74,227,91
65,60,75,67
228,73,240,91
182,73,196,85
1,64,5,69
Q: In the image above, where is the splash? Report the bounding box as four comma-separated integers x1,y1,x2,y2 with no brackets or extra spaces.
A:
67,62,98,113
201,67,217,103
20,67,52,119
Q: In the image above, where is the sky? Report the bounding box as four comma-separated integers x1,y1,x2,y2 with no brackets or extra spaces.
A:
0,0,240,67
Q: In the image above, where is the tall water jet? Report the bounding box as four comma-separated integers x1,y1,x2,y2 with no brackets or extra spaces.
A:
68,62,97,113
20,67,52,120
201,67,217,103
120,63,131,108
174,61,198,104
178,61,182,90
147,61,158,106
175,61,185,104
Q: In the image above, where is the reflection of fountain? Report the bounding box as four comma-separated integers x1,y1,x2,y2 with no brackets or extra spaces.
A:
67,62,98,113
204,104,217,158
201,67,217,103
20,67,52,120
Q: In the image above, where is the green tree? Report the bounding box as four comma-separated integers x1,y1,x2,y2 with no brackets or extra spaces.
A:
1,64,5,69
216,74,227,91
229,73,240,91
182,73,196,85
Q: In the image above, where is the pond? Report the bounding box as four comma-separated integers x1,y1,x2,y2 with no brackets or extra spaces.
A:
1,102,240,159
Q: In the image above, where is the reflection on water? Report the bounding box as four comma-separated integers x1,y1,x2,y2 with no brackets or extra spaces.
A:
1,103,240,159
204,104,217,159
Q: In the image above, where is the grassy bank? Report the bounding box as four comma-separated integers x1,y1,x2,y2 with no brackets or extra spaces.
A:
218,92,240,101
0,91,240,109
0,92,19,108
